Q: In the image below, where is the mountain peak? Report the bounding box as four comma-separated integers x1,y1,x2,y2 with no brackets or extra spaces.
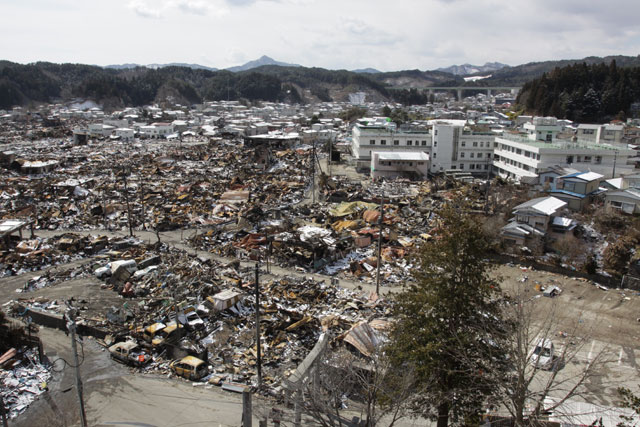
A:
437,62,509,76
226,55,300,72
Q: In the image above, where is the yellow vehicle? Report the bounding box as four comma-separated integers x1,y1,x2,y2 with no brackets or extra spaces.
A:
143,321,183,346
170,356,208,381
142,322,166,346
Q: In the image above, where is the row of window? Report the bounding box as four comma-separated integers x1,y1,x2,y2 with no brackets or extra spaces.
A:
368,139,428,146
460,152,492,159
496,156,538,173
460,140,494,148
566,155,602,164
450,164,490,170
498,144,542,160
379,161,425,166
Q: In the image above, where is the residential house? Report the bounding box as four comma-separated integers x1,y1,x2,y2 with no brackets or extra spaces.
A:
547,171,604,211
604,189,640,214
501,196,567,246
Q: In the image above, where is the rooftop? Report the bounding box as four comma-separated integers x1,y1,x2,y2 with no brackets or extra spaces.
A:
497,134,631,152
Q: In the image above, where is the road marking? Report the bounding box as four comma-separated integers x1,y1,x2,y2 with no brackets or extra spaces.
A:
619,347,624,366
587,340,595,363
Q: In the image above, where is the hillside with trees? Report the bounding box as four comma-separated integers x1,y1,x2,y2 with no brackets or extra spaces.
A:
0,61,395,110
515,60,640,123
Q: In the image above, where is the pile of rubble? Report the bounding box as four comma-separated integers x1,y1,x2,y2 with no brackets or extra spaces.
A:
0,348,51,419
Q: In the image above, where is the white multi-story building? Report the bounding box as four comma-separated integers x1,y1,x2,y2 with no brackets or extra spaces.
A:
493,134,635,181
351,118,430,171
430,122,495,174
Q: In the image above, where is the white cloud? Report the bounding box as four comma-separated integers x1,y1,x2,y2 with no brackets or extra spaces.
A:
4,0,640,71
128,0,162,18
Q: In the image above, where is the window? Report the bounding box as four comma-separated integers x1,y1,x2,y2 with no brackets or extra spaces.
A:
582,129,595,135
487,153,492,158
434,141,437,147
460,152,465,158
435,130,438,135
470,153,475,158
473,141,478,147
369,139,375,144
566,155,573,163
451,165,456,169
470,164,475,170
418,162,424,165
484,164,489,170
480,141,484,147
516,149,522,155
584,156,592,162
407,140,413,146
460,164,464,169
461,141,466,147
421,140,427,146
595,156,602,164
433,153,437,158
394,140,399,145
380,139,386,145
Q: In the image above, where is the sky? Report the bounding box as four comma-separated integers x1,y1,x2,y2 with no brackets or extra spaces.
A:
1,0,640,71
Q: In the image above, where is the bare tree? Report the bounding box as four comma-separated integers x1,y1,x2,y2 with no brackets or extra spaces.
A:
490,281,614,426
268,346,415,427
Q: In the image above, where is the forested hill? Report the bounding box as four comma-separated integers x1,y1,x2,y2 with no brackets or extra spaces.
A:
516,61,640,123
0,61,398,110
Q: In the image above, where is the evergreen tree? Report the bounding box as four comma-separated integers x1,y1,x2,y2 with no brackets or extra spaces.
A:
386,200,506,427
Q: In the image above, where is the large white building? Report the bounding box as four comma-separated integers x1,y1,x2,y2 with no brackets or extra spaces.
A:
430,122,495,174
494,134,635,182
351,118,430,171
352,116,638,182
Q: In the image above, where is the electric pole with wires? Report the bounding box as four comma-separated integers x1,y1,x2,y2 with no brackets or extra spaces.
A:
65,302,87,427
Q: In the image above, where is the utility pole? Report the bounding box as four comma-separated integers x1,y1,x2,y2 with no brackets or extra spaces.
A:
484,156,493,214
120,166,134,237
140,174,146,230
612,150,618,178
65,304,87,427
254,263,262,388
328,135,333,177
311,140,316,204
375,196,384,295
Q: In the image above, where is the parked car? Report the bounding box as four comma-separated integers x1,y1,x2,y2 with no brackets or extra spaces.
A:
531,339,555,370
170,356,208,380
108,341,151,367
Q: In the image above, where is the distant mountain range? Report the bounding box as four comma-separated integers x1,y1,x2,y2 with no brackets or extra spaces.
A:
437,62,509,76
2,54,640,110
352,68,381,74
105,62,219,71
104,55,298,73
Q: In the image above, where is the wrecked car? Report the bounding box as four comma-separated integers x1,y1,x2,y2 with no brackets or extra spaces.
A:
108,341,151,367
170,356,208,381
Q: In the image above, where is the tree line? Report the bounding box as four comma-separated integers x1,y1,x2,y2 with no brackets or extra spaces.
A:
516,60,640,123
